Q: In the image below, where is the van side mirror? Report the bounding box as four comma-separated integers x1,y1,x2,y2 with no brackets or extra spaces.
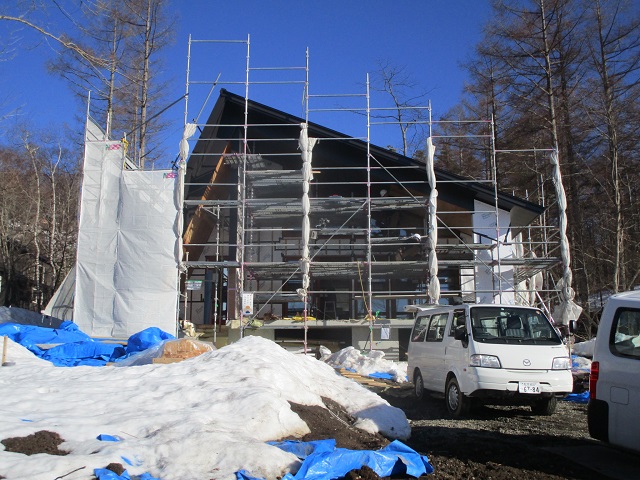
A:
568,320,577,333
454,325,468,347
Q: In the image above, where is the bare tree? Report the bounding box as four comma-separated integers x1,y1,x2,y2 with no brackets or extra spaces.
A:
583,0,640,292
370,61,431,157
0,130,80,309
117,0,174,168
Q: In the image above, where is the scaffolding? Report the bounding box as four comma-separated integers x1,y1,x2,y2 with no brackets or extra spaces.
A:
179,37,562,358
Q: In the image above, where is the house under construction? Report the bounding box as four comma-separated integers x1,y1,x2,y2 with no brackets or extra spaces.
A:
179,38,562,360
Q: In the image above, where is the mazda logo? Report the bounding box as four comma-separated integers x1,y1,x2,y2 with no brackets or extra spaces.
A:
523,359,531,366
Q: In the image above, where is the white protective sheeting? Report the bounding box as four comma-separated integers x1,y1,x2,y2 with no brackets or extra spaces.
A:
176,123,196,273
74,118,179,338
514,234,528,305
550,150,582,325
43,267,75,320
425,137,440,304
179,123,197,164
299,123,317,295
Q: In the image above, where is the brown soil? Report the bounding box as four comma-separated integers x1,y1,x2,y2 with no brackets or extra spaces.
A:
1,430,68,456
289,397,389,451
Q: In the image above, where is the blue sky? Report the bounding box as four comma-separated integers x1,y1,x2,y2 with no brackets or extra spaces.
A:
0,0,491,163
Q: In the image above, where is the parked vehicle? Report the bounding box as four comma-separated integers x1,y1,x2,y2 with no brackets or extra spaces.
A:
407,304,573,417
588,290,640,453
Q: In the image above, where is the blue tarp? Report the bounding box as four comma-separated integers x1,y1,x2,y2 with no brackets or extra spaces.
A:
563,391,590,403
237,439,434,480
125,327,175,355
0,321,91,349
367,372,394,380
0,323,174,367
97,434,123,442
41,342,125,367
269,439,336,459
94,468,160,480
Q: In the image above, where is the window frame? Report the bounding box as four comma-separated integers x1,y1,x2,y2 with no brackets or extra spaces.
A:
411,314,431,342
425,313,449,343
609,307,640,360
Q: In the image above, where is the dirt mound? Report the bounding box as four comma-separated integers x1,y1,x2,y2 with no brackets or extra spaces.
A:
1,430,68,456
289,397,388,451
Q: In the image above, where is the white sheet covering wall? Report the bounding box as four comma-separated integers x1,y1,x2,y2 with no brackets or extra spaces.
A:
473,200,515,304
425,137,440,304
43,267,75,320
74,118,179,338
299,123,317,296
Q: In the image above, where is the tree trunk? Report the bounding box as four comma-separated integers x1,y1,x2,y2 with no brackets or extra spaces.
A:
138,0,152,169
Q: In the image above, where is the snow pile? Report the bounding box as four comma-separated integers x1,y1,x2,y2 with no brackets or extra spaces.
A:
572,338,596,358
571,354,592,374
0,336,410,480
321,346,408,383
1,337,53,367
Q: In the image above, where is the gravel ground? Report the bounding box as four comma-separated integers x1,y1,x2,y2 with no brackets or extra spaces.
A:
377,383,617,480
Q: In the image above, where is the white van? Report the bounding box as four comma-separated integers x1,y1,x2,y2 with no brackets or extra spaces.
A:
407,304,573,417
588,290,640,453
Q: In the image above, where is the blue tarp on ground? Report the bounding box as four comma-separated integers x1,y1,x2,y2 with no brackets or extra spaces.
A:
94,468,160,480
564,391,590,403
125,327,175,355
41,341,126,367
0,323,174,367
237,439,434,480
0,321,91,350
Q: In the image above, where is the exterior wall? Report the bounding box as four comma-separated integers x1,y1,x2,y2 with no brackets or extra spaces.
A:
473,200,517,304
352,321,407,361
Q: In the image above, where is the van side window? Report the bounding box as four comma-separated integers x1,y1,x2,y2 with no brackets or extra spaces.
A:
610,308,640,359
426,313,448,342
411,315,430,342
449,310,466,336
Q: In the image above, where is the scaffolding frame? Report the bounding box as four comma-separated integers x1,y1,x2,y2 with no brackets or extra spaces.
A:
179,37,561,358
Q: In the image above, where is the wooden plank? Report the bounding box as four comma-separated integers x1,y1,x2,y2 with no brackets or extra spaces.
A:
338,368,392,387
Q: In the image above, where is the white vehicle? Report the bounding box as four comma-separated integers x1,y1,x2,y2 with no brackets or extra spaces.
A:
588,290,640,453
407,304,573,417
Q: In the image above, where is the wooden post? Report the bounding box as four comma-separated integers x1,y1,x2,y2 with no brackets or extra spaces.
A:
1,336,7,365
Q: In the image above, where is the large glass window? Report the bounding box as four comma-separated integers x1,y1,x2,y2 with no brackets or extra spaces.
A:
411,315,430,342
449,309,466,336
610,308,640,359
425,313,449,342
470,306,561,344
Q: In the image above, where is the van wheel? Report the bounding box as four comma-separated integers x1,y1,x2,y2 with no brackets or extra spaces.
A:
531,396,557,415
414,371,425,400
445,376,470,417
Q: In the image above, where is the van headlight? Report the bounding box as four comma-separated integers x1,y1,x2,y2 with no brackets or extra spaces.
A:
552,357,571,370
470,354,501,368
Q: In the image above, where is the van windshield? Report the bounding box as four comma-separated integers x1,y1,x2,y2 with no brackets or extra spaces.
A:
470,306,562,345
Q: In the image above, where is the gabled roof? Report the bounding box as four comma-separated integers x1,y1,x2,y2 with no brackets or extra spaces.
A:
186,89,544,226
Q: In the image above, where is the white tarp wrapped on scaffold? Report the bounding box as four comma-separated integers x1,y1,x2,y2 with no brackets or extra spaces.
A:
73,118,180,338
299,123,317,296
425,137,440,304
549,150,582,325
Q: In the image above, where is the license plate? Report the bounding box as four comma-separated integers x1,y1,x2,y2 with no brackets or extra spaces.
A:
518,382,541,394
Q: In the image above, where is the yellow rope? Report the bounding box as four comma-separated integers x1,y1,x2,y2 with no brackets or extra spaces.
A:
357,261,374,321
